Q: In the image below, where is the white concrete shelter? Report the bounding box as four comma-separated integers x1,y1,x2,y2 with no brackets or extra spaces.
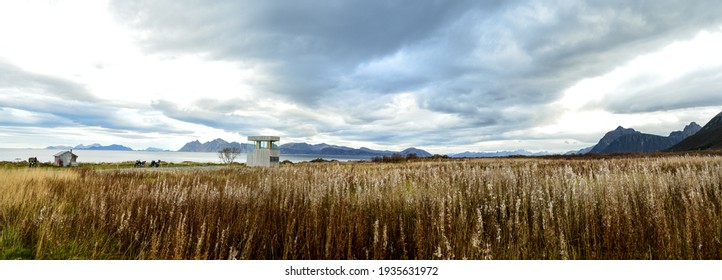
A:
247,136,280,167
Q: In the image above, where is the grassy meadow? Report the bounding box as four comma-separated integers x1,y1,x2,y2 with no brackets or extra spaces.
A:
1,155,721,259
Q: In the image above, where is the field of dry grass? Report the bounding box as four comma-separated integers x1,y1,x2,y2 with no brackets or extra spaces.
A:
1,155,721,259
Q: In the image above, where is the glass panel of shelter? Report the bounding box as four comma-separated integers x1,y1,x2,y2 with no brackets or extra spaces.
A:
249,140,279,150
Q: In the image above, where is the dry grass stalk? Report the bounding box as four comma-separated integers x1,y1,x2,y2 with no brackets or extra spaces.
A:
1,156,721,259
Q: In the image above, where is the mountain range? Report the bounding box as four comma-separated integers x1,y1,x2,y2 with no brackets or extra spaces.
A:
278,142,430,156
46,143,133,151
584,122,702,154
668,111,722,151
283,143,431,157
450,150,552,158
565,146,595,155
45,144,171,152
177,139,250,153
177,139,433,157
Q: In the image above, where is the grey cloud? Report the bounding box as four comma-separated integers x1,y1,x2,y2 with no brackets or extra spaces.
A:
518,1,722,70
0,62,189,134
109,0,722,149
110,0,504,103
0,93,187,134
341,129,467,147
164,98,354,138
418,0,722,112
402,0,722,138
0,108,74,127
0,61,99,102
193,98,251,114
597,67,722,114
111,0,489,61
151,99,261,134
0,63,107,128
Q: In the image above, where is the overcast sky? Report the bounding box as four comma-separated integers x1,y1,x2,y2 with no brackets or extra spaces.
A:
2,0,722,153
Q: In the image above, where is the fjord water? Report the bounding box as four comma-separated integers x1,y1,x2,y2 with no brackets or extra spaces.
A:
0,148,372,163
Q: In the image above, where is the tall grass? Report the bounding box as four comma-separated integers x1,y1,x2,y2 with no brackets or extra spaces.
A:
1,156,721,259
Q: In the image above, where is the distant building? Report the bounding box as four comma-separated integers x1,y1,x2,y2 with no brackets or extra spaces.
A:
54,150,78,167
247,136,280,167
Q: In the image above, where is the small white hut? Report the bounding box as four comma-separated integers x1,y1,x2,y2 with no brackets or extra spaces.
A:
54,150,78,167
247,136,280,167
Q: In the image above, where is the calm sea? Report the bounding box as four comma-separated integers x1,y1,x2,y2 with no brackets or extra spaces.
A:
0,148,373,163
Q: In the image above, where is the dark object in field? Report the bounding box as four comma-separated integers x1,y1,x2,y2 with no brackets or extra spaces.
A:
309,158,338,163
28,157,38,167
150,160,161,167
371,153,418,163
135,160,146,167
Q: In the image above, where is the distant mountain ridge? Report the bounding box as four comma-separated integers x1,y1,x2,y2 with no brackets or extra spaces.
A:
176,139,432,157
450,149,552,158
588,126,639,154
586,122,701,154
565,146,595,155
45,145,73,150
46,143,133,151
668,111,722,151
45,144,171,151
177,138,250,153
399,148,433,157
144,147,173,152
279,142,431,157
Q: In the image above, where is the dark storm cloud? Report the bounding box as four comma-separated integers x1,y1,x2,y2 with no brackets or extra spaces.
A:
109,0,504,103
0,61,189,134
109,0,722,146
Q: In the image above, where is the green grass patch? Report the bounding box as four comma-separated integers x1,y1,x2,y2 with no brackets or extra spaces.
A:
0,225,34,260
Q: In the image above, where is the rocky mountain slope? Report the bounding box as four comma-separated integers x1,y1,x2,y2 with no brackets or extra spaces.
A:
668,112,722,151
588,123,701,154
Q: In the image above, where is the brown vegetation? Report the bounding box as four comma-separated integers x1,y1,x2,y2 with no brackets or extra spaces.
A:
1,155,721,259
